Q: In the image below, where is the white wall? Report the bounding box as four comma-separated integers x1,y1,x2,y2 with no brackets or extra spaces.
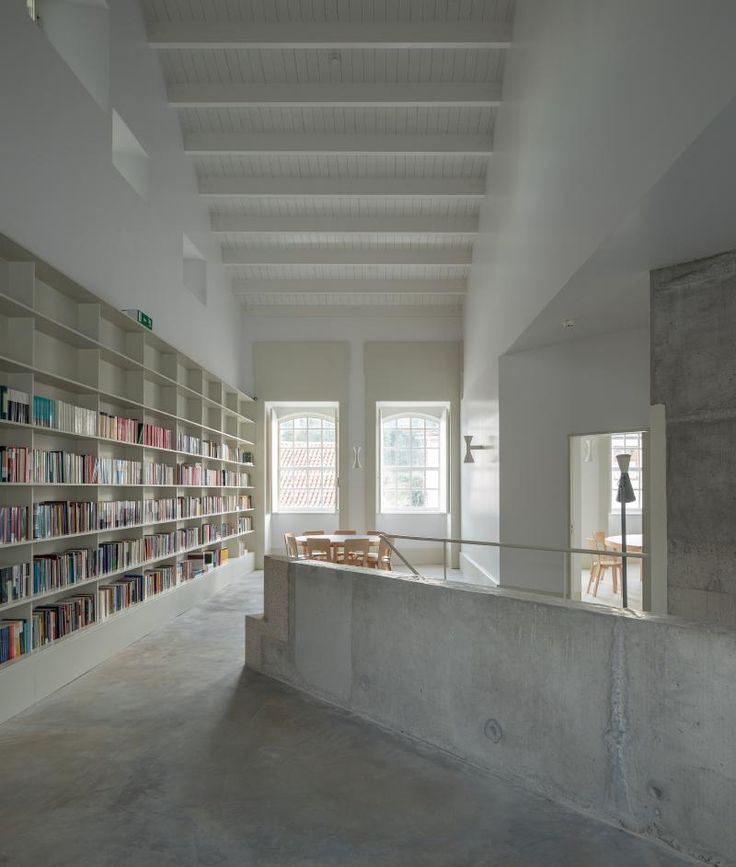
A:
462,0,736,581
243,311,462,565
498,328,650,594
0,1,242,387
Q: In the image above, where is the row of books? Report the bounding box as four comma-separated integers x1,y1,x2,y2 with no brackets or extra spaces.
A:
90,551,228,622
32,450,99,485
176,464,250,487
0,386,30,424
1,534,238,609
33,593,96,648
27,395,175,448
176,433,252,463
33,395,96,436
142,494,250,523
33,501,97,539
2,494,253,546
0,619,29,663
99,500,142,530
99,413,173,449
2,390,247,458
0,448,204,486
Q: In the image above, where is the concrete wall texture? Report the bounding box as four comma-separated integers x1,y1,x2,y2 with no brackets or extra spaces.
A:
248,557,736,866
652,249,736,626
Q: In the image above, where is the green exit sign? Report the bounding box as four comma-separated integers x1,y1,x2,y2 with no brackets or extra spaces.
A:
122,309,153,331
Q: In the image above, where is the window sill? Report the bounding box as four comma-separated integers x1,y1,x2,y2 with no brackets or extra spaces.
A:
273,510,338,515
378,511,449,516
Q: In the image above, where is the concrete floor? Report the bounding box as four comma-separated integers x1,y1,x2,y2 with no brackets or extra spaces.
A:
0,572,694,867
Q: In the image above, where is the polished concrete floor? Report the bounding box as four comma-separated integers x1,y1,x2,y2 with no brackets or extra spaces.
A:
0,572,694,867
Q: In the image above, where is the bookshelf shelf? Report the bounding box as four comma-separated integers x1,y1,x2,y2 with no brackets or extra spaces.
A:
0,239,258,714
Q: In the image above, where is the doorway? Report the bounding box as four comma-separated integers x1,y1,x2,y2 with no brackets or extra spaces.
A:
569,431,647,611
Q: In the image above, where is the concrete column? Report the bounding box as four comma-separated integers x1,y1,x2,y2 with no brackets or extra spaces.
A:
651,249,736,625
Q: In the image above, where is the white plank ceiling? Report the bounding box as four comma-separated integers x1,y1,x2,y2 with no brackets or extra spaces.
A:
144,0,515,311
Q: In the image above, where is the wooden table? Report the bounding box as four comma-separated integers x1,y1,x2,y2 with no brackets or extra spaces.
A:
295,534,380,563
605,534,644,582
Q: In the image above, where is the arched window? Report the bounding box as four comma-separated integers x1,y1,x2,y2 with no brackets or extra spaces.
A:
277,412,337,512
379,408,447,512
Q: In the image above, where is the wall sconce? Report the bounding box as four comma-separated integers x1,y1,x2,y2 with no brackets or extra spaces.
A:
352,446,363,469
463,435,493,464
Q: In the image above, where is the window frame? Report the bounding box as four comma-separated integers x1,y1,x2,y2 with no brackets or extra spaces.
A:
610,431,644,514
270,404,339,515
377,403,449,515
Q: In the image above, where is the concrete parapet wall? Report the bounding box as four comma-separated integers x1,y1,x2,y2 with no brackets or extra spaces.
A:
247,557,736,866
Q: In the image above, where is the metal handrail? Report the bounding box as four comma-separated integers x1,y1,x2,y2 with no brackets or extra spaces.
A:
379,533,647,560
377,532,647,605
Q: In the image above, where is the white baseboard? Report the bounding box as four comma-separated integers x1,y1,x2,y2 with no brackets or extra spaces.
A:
459,551,498,585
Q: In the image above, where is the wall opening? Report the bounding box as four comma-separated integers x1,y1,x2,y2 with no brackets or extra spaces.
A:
36,0,110,109
182,234,207,306
112,109,148,199
569,430,646,611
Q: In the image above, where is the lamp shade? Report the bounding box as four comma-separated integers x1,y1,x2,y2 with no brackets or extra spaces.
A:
615,453,636,504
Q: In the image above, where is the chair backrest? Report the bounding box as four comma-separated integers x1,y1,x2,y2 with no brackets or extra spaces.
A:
303,529,325,536
377,537,392,568
593,531,607,550
283,532,300,559
335,529,357,535
306,537,332,559
343,537,370,566
365,530,383,536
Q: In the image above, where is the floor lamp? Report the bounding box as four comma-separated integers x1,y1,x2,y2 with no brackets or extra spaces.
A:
615,453,637,608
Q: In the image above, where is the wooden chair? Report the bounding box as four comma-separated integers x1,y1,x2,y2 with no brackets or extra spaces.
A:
342,538,370,567
367,537,392,570
332,530,357,562
305,537,332,562
283,532,307,560
587,531,622,597
303,529,325,536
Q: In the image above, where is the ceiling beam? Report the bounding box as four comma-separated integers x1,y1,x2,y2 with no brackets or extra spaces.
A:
199,176,487,198
231,278,467,295
211,214,478,235
147,21,513,50
168,82,501,108
222,248,472,266
185,133,493,156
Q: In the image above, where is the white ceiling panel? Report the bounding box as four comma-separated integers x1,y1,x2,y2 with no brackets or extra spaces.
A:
177,106,495,136
145,0,514,310
142,1,515,27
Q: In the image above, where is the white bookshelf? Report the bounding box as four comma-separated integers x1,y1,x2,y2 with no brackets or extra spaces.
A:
0,238,256,721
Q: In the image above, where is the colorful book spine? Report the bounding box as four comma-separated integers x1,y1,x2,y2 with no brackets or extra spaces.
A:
97,458,142,486
32,548,95,595
0,506,30,543
143,461,174,486
30,450,99,484
98,500,142,530
0,386,30,424
0,619,30,663
96,539,145,576
97,573,145,619
0,447,30,483
0,563,31,604
32,593,96,648
33,501,97,539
